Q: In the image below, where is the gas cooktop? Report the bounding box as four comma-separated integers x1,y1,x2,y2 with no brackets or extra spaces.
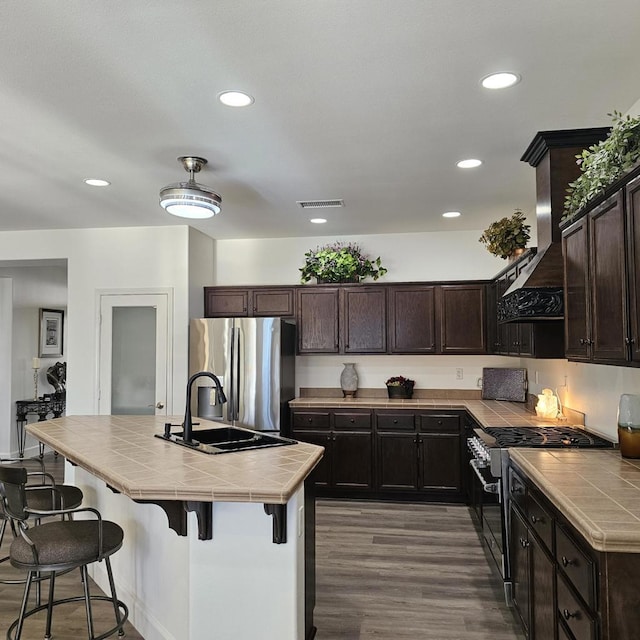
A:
482,426,614,449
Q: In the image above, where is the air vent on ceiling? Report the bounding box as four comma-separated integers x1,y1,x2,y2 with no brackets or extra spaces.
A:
297,199,344,209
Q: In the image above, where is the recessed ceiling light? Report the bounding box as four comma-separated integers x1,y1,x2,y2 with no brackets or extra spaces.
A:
310,218,327,224
456,159,482,169
481,72,520,90
84,178,110,187
218,91,254,107
442,211,461,218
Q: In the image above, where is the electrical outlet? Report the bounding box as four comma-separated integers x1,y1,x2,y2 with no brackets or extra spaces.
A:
456,368,463,380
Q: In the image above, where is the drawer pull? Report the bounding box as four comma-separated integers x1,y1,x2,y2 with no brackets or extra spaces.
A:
511,484,524,495
519,537,529,548
530,514,544,525
561,555,575,568
437,420,443,425
393,419,398,424
350,418,355,423
562,608,577,620
308,418,313,423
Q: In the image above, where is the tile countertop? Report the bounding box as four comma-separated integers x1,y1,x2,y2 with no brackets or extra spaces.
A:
26,415,324,504
510,449,640,553
289,397,575,429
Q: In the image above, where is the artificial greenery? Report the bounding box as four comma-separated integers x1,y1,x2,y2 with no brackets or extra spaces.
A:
300,241,387,283
563,111,640,221
385,376,415,389
478,210,531,259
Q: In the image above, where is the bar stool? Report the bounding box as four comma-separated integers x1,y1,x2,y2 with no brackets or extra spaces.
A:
0,464,128,640
0,458,83,601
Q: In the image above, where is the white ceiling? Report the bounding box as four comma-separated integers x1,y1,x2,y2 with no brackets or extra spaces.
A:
1,1,639,241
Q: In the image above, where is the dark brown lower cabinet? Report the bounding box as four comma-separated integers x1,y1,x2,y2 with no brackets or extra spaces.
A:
291,407,465,500
377,433,418,490
509,462,640,640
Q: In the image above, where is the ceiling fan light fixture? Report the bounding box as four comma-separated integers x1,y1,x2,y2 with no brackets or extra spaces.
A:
159,156,222,219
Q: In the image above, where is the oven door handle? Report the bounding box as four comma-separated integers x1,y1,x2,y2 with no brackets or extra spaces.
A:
470,459,500,495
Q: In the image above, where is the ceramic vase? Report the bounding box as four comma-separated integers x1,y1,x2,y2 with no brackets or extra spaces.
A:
340,363,358,398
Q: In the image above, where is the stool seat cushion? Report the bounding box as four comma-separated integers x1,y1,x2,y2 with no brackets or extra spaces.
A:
26,485,83,511
10,520,124,568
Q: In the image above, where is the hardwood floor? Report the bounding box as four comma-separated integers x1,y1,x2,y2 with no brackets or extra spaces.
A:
2,457,523,639
314,500,525,640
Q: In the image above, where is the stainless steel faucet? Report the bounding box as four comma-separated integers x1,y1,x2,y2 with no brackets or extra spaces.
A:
183,371,227,445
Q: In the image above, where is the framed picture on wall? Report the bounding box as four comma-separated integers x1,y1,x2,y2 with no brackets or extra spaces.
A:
39,308,64,357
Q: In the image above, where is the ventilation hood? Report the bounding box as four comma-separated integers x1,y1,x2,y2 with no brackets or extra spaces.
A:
498,128,610,323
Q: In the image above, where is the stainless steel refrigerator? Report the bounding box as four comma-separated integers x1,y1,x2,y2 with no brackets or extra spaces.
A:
189,317,296,433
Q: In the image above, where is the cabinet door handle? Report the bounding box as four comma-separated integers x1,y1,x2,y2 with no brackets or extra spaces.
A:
579,338,586,345
413,437,417,444
308,418,313,423
562,608,577,620
519,537,529,548
561,555,574,567
393,419,398,424
511,484,524,495
626,337,635,345
530,514,542,525
437,419,443,425
350,418,355,423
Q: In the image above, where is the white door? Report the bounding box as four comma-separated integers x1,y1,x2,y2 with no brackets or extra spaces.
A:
98,292,172,415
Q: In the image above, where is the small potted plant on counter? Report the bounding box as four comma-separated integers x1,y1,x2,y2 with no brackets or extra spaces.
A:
300,241,387,284
479,210,531,260
385,376,415,399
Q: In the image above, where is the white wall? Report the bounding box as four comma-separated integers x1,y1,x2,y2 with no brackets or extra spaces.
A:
0,226,195,456
522,358,640,441
0,279,13,454
0,265,67,456
214,230,509,285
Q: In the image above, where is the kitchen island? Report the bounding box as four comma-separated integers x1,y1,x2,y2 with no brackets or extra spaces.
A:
26,415,324,640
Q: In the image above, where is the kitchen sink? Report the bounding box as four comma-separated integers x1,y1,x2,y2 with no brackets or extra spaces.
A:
155,425,296,454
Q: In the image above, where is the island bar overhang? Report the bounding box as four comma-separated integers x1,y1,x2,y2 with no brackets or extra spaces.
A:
26,415,324,640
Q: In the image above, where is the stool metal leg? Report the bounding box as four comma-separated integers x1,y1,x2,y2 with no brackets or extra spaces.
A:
44,571,56,640
80,564,95,639
13,570,34,640
104,557,125,637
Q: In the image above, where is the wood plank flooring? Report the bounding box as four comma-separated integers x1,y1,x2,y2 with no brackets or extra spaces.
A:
314,500,525,640
2,457,524,639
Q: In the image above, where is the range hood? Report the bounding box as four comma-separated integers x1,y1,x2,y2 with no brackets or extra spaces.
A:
498,128,610,323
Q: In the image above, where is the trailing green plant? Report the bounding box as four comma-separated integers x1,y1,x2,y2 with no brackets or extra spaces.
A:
299,241,387,283
478,210,531,259
564,111,640,221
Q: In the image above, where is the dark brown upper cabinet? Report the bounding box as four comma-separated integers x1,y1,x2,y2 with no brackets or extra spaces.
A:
387,285,436,354
562,191,628,364
563,217,590,360
439,284,487,354
625,173,640,363
296,287,340,353
342,287,387,353
204,286,295,318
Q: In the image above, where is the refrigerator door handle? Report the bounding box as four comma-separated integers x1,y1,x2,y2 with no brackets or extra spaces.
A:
228,325,236,423
233,326,241,421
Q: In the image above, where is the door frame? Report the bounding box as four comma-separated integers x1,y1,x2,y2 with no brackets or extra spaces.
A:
95,288,174,415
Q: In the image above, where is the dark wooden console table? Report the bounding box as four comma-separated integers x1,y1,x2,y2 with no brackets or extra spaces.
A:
16,397,65,458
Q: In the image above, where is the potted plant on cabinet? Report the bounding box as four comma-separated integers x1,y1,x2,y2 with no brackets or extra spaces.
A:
563,111,640,221
478,210,531,260
385,376,415,399
300,241,387,284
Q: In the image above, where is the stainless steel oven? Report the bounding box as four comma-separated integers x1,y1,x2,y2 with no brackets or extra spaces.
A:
467,425,614,605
